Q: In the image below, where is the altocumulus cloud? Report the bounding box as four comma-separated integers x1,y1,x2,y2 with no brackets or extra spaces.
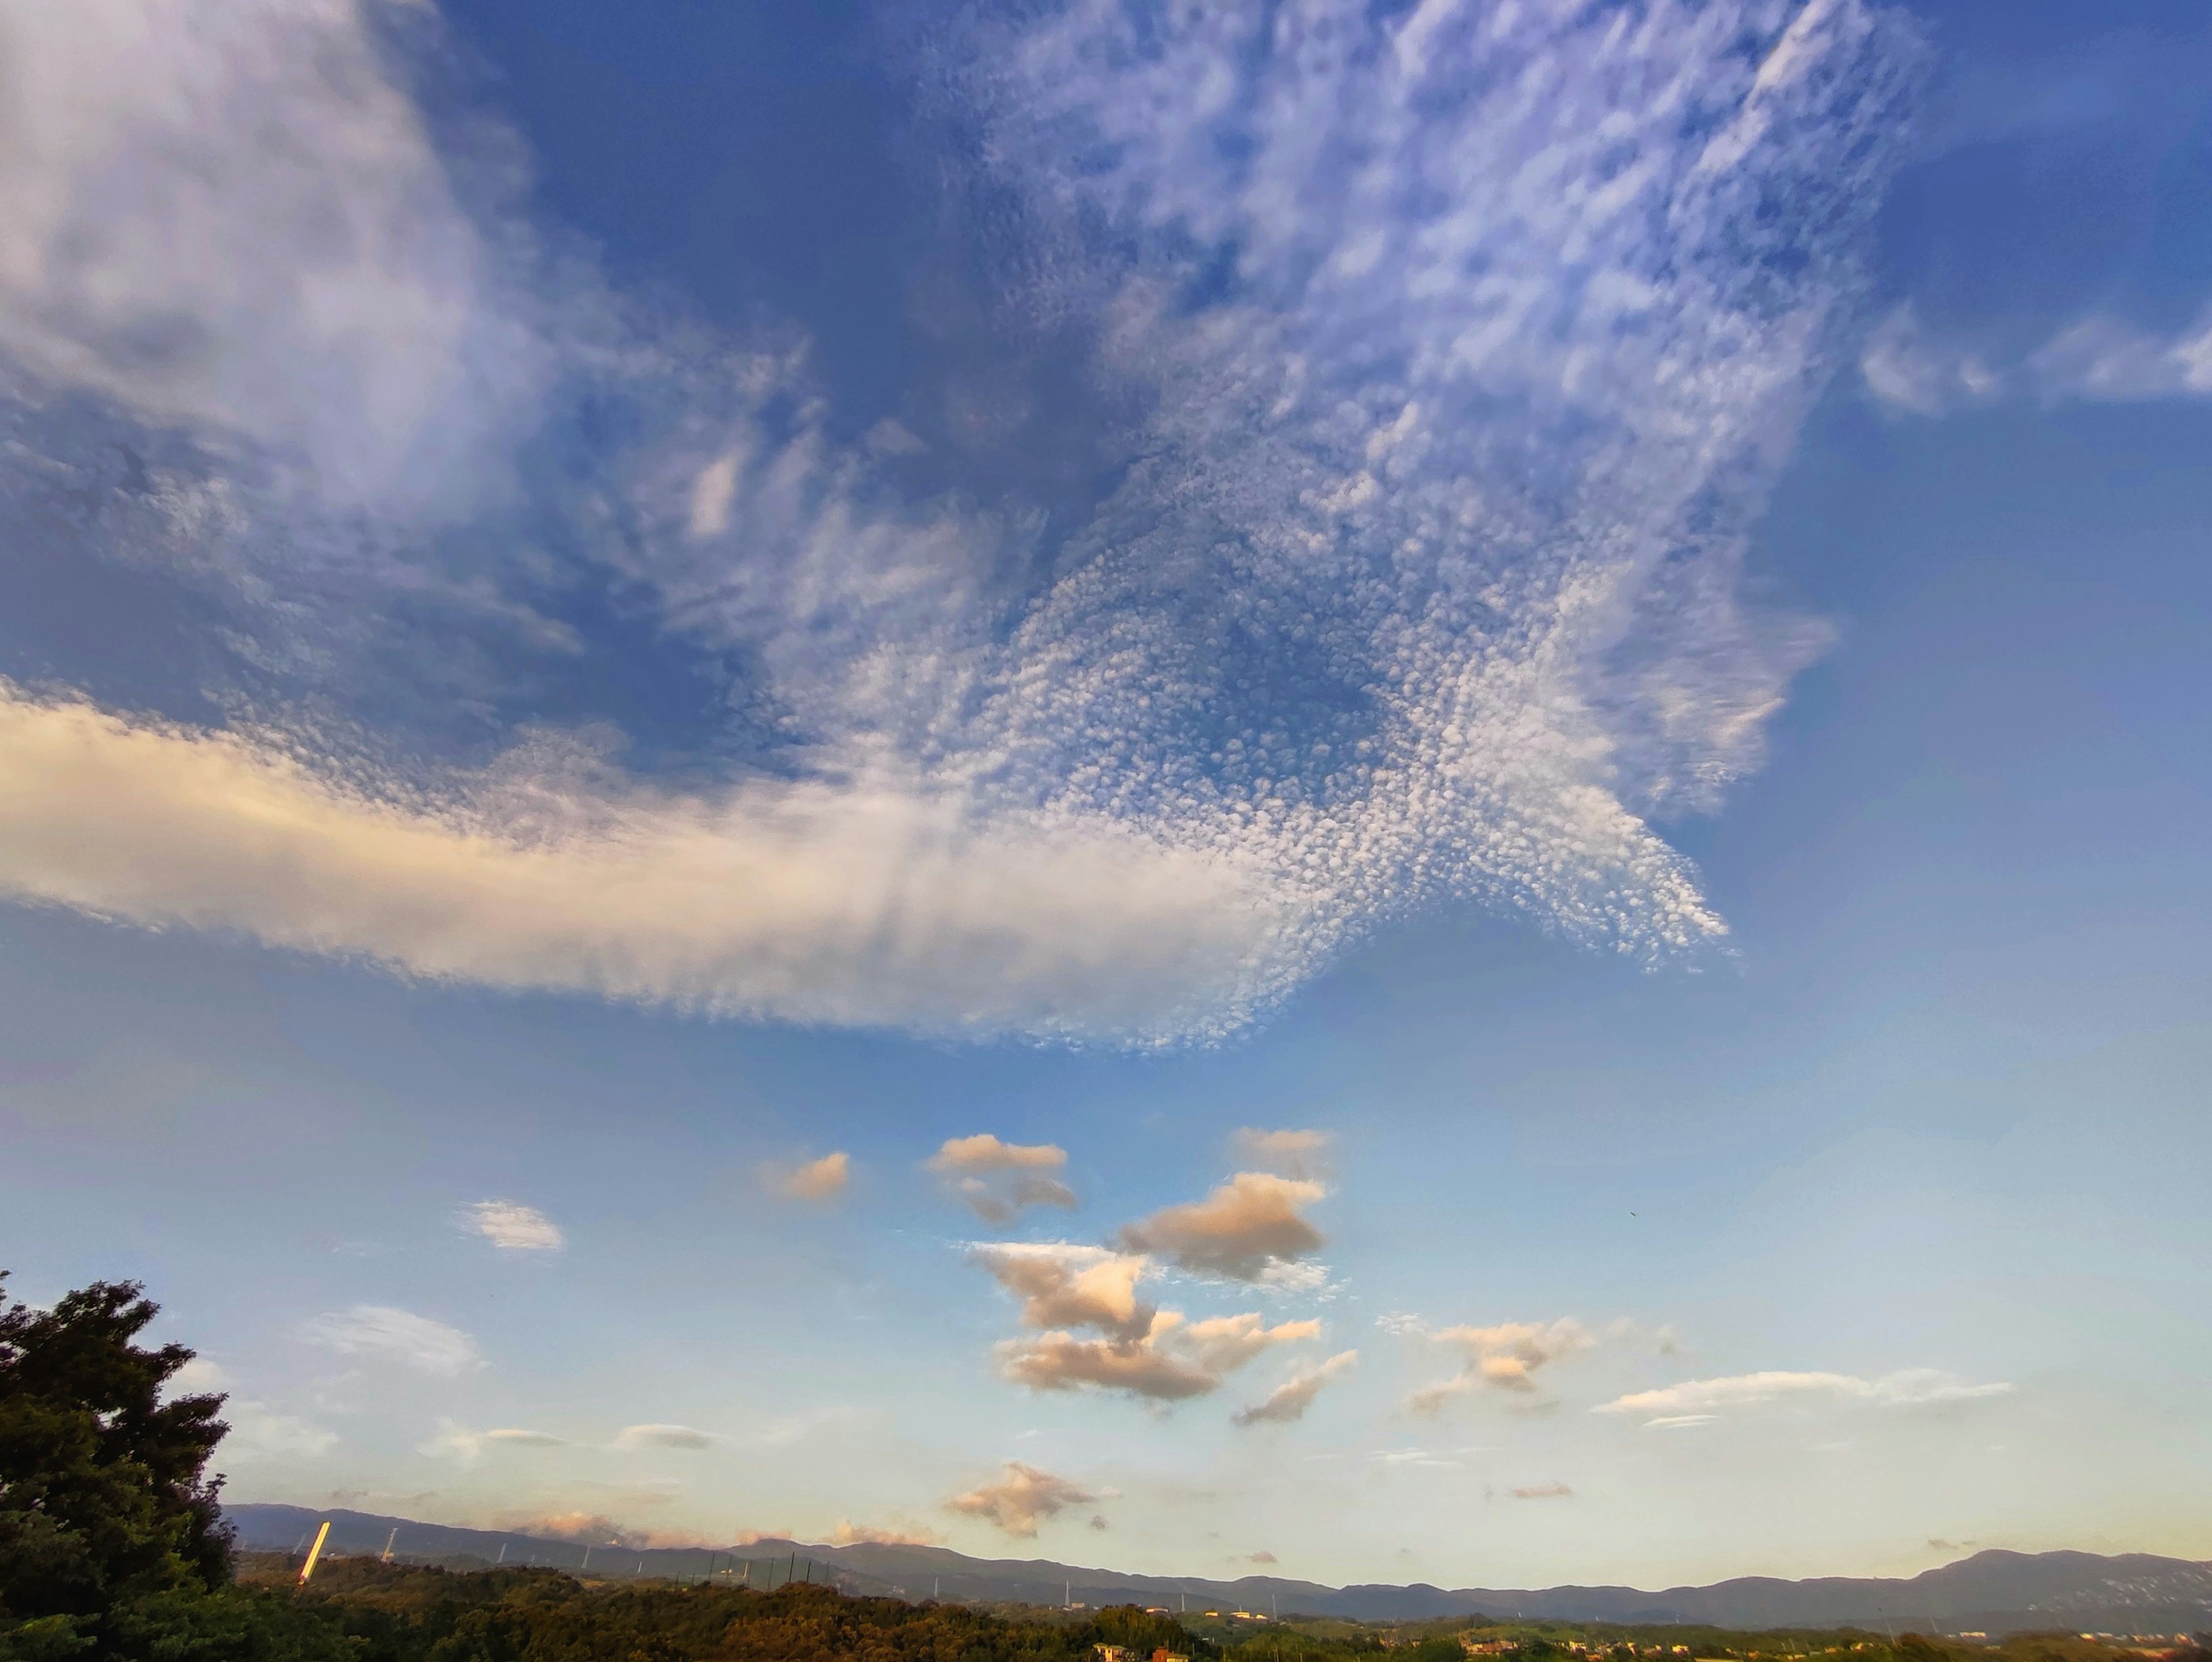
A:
0,0,1920,1046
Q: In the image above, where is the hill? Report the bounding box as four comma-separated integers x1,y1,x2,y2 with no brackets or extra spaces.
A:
226,1506,2212,1633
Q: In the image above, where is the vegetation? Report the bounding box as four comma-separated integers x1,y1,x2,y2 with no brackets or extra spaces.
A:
6,1269,2211,1661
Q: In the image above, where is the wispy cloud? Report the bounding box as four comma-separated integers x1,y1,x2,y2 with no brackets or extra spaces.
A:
301,1305,482,1376
1406,1319,1593,1413
1512,1482,1574,1501
1230,1128,1333,1181
459,1199,565,1253
1119,1173,1327,1282
945,1462,1097,1537
1863,300,2212,415
1596,1368,2015,1424
1234,1350,1358,1427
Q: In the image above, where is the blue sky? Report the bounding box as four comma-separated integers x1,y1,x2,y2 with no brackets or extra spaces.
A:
1,0,2209,1587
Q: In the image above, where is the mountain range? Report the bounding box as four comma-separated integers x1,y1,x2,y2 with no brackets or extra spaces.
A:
227,1505,2212,1634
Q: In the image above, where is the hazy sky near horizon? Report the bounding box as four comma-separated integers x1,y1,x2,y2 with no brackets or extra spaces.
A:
2,0,2210,1589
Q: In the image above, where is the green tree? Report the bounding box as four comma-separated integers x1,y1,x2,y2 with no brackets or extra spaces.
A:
0,1272,245,1657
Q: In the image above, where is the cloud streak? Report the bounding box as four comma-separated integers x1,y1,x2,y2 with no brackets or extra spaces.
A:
1596,1368,2016,1424
1234,1350,1358,1426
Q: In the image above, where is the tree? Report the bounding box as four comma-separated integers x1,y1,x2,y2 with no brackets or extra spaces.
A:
0,1273,233,1656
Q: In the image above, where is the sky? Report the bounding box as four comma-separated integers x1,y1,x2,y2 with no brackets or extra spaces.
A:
1,0,2209,1592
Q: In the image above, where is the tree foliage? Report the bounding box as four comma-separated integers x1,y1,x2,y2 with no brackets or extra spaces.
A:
0,1272,246,1659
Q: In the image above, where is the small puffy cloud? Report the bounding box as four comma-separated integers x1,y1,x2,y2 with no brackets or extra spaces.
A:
459,1199,565,1253
1248,1550,1278,1565
1118,1172,1326,1281
1408,1319,1592,1411
1230,1128,1333,1180
1512,1482,1573,1500
934,1136,1077,1224
768,1152,850,1202
929,1134,1067,1174
1595,1368,2014,1425
971,1243,1155,1340
1181,1313,1321,1373
828,1520,943,1547
997,1331,1218,1400
612,1423,718,1451
302,1305,482,1376
945,1462,1097,1536
1234,1350,1358,1426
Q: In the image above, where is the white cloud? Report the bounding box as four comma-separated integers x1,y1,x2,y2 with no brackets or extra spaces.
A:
1863,300,2212,415
612,1423,718,1451
301,1304,482,1376
0,0,543,509
1233,1349,1358,1427
1595,1368,2016,1424
420,1419,564,1464
1512,1481,1574,1501
945,1462,1097,1536
769,1152,851,1202
459,1199,565,1253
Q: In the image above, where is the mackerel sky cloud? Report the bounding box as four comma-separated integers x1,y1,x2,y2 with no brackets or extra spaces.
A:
4,0,2208,1593
0,0,1919,1046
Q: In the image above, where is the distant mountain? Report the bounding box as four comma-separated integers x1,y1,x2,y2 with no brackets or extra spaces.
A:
227,1505,2212,1635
